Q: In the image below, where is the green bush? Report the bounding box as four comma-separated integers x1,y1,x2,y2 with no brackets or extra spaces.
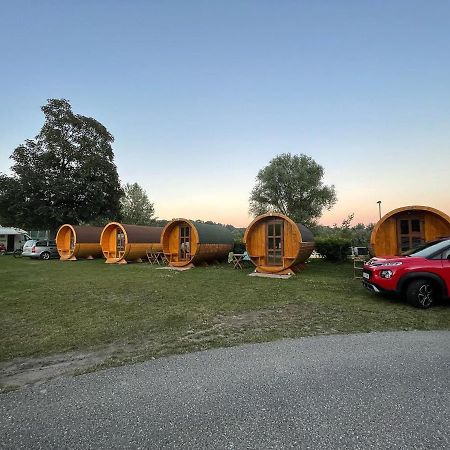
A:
315,237,351,261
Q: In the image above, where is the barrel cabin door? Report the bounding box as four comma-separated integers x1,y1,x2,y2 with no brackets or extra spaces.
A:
397,216,424,253
266,220,283,266
116,229,125,258
179,225,191,261
69,232,75,254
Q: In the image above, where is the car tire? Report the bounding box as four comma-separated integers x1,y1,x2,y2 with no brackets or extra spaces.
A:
40,252,51,260
406,278,435,309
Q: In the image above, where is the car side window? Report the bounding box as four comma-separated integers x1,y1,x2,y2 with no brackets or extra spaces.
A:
432,247,450,260
36,240,46,246
49,240,56,247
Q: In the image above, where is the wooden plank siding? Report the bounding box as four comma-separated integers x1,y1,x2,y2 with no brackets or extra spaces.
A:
370,206,450,256
161,219,233,267
244,212,314,275
100,222,163,264
56,224,103,260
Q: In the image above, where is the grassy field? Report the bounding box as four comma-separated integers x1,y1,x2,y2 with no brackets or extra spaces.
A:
1,256,449,369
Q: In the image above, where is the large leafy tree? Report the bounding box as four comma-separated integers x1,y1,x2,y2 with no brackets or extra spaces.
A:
120,182,155,225
0,99,123,231
249,153,337,227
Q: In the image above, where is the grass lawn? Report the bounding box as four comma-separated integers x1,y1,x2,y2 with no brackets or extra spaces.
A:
1,256,449,367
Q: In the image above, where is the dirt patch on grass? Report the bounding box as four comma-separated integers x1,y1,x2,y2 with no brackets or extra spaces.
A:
214,304,321,332
179,303,336,346
0,303,378,392
0,342,140,392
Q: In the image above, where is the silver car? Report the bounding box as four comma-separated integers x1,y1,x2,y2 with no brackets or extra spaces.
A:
22,239,59,260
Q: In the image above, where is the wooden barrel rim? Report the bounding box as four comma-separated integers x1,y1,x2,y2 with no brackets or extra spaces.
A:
56,224,77,259
371,205,450,246
244,212,305,270
161,219,200,265
101,222,129,246
243,212,301,244
56,223,77,243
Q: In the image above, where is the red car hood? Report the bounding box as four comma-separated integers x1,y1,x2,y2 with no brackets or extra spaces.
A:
367,255,421,265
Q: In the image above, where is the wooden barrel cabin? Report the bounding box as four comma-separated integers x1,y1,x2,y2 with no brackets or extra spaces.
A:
161,219,233,268
100,222,163,264
243,212,315,275
370,205,450,256
56,224,103,260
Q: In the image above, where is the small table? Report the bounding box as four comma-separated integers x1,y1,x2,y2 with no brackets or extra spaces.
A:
146,251,168,265
231,253,245,269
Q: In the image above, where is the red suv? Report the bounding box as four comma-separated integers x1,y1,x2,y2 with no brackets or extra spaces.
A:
362,239,450,308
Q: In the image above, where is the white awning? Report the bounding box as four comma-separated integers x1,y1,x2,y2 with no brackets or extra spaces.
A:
0,227,29,235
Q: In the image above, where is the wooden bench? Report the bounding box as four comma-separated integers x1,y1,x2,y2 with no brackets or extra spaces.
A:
249,255,264,264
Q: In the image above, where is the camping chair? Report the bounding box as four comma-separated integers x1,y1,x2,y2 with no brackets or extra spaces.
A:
228,251,234,264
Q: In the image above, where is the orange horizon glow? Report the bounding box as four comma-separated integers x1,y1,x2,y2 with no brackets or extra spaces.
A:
155,199,450,229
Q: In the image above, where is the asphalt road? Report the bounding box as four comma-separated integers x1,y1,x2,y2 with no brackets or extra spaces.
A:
1,331,449,449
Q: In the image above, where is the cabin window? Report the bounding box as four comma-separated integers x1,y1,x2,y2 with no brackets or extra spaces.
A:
400,220,409,235
179,225,191,261
116,230,125,255
397,216,424,253
411,220,421,232
266,220,283,265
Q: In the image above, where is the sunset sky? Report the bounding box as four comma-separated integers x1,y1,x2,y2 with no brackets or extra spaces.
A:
1,1,449,227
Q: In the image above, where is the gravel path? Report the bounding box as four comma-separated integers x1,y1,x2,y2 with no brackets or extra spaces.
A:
1,331,449,449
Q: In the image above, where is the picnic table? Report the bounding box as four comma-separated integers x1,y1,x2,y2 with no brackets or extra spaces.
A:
146,251,168,265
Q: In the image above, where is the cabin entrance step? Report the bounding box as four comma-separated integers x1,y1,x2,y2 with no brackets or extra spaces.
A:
156,265,194,271
248,271,293,279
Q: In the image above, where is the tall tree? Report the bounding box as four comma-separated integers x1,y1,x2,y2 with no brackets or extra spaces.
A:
120,182,155,225
0,99,123,231
249,153,337,227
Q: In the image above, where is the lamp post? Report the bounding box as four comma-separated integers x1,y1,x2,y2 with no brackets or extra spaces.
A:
377,201,382,220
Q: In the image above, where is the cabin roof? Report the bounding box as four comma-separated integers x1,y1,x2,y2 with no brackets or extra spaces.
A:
193,222,234,245
297,223,314,242
121,224,163,243
58,225,103,244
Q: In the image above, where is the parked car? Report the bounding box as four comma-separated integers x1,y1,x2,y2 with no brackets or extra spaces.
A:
22,239,59,260
362,238,450,308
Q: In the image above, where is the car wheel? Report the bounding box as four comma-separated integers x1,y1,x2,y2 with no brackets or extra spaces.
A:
406,279,435,309
40,252,51,260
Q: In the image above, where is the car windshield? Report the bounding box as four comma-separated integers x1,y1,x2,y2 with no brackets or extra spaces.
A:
408,239,450,258
23,240,36,247
402,240,441,256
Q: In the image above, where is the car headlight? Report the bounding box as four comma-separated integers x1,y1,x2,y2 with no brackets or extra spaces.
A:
380,270,393,279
